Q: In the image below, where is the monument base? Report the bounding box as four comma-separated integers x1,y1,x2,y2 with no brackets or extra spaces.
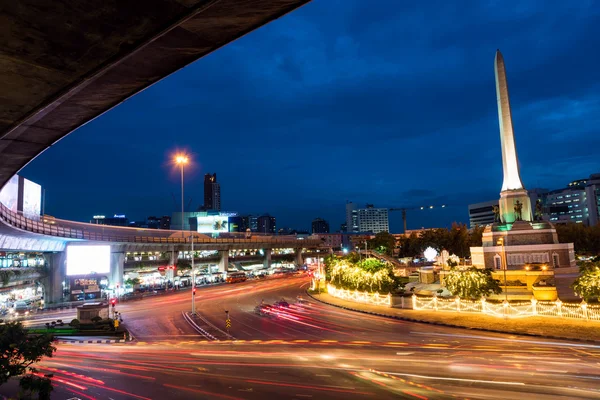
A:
470,221,575,301
499,189,532,223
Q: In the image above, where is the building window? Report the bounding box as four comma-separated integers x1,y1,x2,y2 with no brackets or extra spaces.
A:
494,254,502,270
552,253,559,268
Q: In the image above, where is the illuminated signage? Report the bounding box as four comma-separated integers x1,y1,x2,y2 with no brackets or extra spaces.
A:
113,214,126,218
66,245,110,276
197,216,229,233
93,215,105,219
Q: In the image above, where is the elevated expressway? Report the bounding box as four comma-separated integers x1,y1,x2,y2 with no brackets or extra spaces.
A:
0,0,310,188
0,202,325,303
0,0,313,303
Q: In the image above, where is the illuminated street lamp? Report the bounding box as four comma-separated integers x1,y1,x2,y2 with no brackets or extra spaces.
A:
175,154,189,239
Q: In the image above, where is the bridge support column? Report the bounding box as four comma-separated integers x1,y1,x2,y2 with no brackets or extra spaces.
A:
170,245,177,266
110,250,125,290
263,249,272,269
295,249,303,267
42,252,66,305
218,250,229,273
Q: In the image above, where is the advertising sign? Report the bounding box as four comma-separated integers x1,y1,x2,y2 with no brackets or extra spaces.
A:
0,175,18,212
22,178,42,220
197,216,229,233
66,245,111,276
69,277,101,301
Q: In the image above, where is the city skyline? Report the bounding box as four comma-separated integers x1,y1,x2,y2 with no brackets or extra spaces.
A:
19,1,600,232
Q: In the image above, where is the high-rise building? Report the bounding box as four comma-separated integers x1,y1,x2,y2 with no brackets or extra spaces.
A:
257,214,276,234
229,215,249,232
147,216,160,229
203,173,221,211
345,202,359,233
311,218,330,234
160,216,171,230
357,205,389,234
249,215,258,232
586,174,600,226
546,174,600,225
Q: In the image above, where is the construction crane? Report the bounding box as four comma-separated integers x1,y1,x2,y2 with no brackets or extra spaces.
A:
390,204,447,234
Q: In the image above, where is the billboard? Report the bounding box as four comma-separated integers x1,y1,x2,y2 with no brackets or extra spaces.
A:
0,175,18,212
197,216,229,233
22,178,41,220
66,245,111,276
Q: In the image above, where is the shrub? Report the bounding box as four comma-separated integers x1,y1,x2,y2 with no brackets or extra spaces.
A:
69,319,80,327
444,267,502,300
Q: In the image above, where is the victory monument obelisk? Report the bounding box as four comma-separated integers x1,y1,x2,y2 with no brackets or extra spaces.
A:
494,49,531,223
467,50,576,301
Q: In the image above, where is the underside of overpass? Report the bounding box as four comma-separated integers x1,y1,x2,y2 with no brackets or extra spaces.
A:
0,0,310,188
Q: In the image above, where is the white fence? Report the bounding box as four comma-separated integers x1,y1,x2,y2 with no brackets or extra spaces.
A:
412,295,600,321
327,284,392,307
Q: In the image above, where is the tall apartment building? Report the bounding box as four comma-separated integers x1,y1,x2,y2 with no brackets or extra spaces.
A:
203,173,221,211
257,214,276,234
546,174,600,225
311,218,330,234
357,205,389,234
345,202,359,233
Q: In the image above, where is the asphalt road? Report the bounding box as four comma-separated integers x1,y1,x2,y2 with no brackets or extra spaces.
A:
3,276,600,399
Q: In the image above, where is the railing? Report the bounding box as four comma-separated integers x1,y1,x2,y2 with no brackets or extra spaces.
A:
0,202,323,247
327,284,392,307
412,295,600,321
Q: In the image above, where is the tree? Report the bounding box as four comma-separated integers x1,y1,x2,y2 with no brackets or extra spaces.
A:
572,262,600,302
368,232,396,256
0,322,56,398
444,267,502,300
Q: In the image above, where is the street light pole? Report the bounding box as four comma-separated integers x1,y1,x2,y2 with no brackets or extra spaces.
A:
191,233,195,315
498,238,508,303
180,162,185,239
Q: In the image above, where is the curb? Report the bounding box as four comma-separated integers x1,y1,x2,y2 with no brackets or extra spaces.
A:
306,291,600,345
55,338,132,344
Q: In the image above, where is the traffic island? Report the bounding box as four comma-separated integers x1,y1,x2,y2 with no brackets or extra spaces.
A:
307,291,600,343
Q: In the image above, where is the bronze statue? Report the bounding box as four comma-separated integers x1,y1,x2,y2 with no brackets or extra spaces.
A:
492,205,501,223
514,200,523,221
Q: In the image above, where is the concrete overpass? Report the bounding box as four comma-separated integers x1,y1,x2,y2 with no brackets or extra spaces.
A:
0,0,310,188
0,202,326,304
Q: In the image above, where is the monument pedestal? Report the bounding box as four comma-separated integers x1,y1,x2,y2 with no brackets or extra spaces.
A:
499,189,532,223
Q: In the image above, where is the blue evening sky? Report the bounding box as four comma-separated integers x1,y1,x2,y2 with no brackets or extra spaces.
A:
22,1,600,232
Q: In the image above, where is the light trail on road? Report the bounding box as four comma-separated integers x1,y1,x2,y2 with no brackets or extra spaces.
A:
3,276,600,399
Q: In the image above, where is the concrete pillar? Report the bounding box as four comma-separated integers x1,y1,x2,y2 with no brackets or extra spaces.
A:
218,250,229,273
110,250,125,289
42,252,66,305
263,248,272,269
169,245,177,266
295,249,303,267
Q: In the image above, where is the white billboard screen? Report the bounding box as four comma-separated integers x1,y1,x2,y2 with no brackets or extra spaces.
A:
23,178,42,220
0,175,18,212
66,245,111,276
197,216,229,233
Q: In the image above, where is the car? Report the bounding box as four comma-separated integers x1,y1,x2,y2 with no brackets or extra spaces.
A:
254,304,273,316
274,300,290,308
